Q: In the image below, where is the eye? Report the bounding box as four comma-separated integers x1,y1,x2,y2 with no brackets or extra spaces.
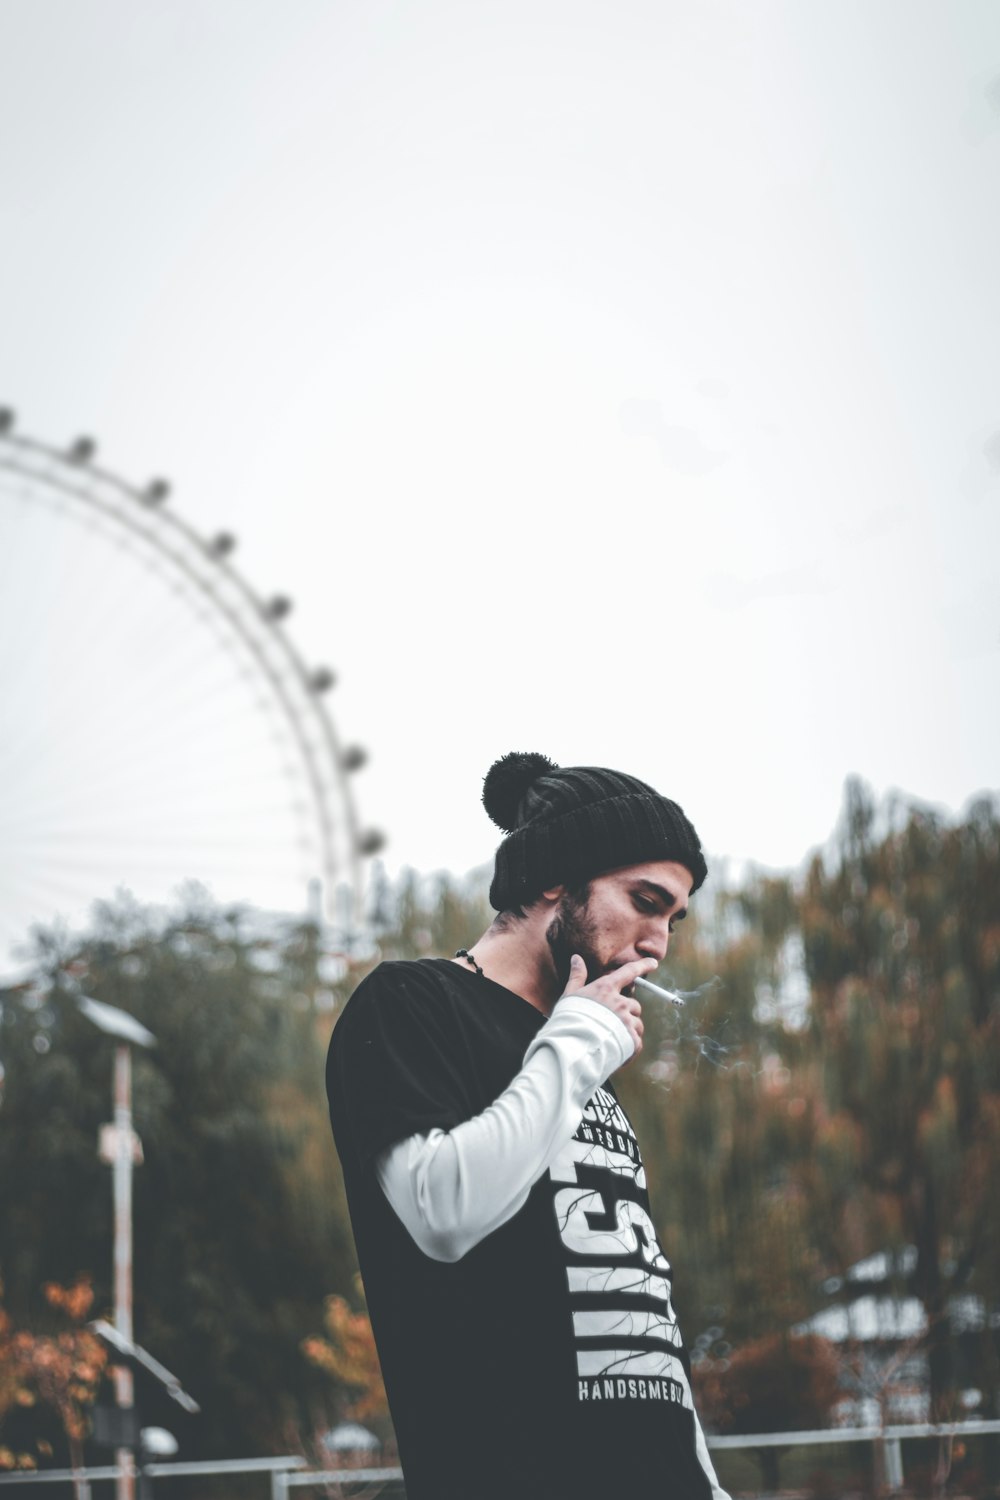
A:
633,895,658,914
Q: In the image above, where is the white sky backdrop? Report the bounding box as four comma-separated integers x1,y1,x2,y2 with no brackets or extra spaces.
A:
1,1,998,948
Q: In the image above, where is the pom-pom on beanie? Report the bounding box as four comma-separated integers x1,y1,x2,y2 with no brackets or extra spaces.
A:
483,751,708,911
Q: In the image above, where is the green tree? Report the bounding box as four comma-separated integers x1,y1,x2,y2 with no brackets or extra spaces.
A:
366,862,493,965
5,795,997,1462
0,891,358,1456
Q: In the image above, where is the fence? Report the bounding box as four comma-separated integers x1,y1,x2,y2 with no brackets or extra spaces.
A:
709,1418,1000,1494
0,1420,998,1497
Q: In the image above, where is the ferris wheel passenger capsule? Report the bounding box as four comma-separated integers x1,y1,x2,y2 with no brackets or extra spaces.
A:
208,532,237,558
309,667,337,693
68,436,97,464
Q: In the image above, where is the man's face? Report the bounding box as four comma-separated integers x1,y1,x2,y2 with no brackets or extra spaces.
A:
544,859,694,988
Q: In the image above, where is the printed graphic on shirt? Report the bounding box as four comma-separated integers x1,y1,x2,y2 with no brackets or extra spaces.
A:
549,1087,694,1408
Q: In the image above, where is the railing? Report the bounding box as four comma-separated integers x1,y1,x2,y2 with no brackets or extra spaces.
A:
0,1457,307,1500
273,1468,404,1497
709,1418,1000,1494
0,1420,998,1497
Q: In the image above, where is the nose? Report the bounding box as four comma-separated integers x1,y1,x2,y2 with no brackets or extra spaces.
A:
637,920,670,965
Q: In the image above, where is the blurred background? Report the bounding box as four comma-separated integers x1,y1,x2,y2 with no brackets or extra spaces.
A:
1,2,998,1495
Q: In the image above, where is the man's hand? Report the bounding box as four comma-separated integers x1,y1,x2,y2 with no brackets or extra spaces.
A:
560,953,657,1058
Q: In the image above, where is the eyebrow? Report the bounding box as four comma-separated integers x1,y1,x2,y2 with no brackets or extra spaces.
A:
634,879,688,920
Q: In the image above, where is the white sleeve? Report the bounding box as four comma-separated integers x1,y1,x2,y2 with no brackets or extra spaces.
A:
693,1410,731,1500
375,995,634,1262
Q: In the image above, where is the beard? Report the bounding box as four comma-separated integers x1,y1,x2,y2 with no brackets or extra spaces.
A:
545,885,610,990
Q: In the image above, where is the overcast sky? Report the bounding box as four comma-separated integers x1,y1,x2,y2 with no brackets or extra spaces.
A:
1,1,998,955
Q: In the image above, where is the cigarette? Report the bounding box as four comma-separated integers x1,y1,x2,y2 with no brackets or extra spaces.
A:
633,976,685,1007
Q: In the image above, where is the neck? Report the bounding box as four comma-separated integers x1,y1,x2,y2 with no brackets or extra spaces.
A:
453,916,560,1015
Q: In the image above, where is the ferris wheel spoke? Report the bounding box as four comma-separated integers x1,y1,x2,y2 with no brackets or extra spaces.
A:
5,824,312,852
0,862,310,952
1,702,288,800
3,687,297,796
7,847,312,874
0,422,383,964
1,703,292,788
1,585,279,777
1,795,302,836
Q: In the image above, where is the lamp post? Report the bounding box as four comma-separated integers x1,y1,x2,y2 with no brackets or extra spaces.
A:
76,994,156,1500
89,1321,198,1500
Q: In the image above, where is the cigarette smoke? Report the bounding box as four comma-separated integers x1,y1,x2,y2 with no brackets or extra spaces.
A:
640,975,756,1089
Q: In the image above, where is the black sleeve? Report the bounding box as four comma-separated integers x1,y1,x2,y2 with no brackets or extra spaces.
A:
326,963,473,1173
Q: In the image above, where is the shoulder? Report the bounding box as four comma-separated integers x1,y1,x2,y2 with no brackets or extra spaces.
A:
334,959,466,1034
327,960,475,1081
346,958,457,1006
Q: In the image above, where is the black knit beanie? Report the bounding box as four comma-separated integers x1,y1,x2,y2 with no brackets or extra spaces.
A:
484,751,708,911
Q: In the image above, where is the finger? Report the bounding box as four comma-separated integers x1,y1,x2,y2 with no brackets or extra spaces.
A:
612,956,659,989
562,953,589,994
604,984,641,1013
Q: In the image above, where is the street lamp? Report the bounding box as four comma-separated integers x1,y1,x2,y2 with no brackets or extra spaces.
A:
76,992,156,1500
89,1321,198,1500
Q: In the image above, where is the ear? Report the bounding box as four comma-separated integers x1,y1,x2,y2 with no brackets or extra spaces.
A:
539,884,565,906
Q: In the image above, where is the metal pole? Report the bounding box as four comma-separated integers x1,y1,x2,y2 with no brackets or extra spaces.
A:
113,1043,136,1500
883,1435,904,1493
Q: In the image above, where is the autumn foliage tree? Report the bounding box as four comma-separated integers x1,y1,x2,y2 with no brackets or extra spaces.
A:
2,782,998,1466
0,1278,107,1478
301,1283,388,1425
799,782,1000,1417
0,893,359,1457
617,864,820,1347
694,1332,841,1489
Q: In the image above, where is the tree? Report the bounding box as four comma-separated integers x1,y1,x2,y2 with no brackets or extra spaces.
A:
0,870,506,1462
0,891,359,1456
693,1332,840,1490
4,800,997,1463
366,863,493,966
0,1278,107,1487
799,782,1000,1417
302,1282,388,1425
617,864,821,1351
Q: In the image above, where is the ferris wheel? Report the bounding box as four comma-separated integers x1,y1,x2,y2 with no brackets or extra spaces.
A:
0,408,384,970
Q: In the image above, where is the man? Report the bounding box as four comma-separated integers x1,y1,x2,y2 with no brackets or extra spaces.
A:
326,751,730,1500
